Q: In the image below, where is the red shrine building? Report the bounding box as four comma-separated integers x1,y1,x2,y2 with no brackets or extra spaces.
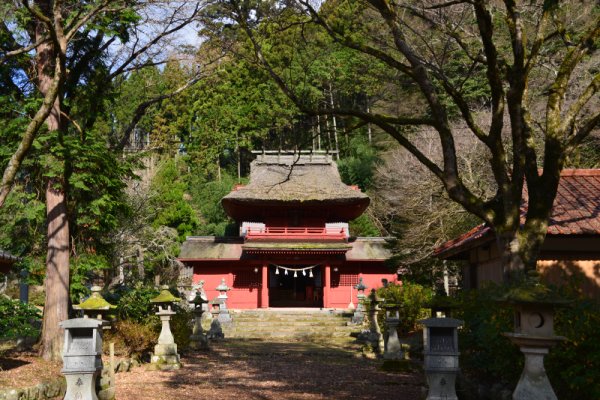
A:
179,151,398,309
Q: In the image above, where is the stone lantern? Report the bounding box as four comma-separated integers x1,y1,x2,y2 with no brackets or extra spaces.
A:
500,272,568,400
74,286,116,326
420,317,463,400
149,285,182,370
351,277,368,324
60,318,104,400
215,278,232,323
367,289,384,354
189,285,209,350
383,304,403,360
420,295,463,400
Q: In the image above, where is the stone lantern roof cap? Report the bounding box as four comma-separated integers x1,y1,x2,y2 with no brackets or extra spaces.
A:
216,278,230,291
497,272,571,307
419,317,464,328
150,286,181,303
354,277,367,291
60,317,105,329
74,286,116,311
368,288,383,303
191,292,208,305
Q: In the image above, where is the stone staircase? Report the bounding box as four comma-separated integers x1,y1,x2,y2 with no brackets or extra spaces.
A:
221,308,360,343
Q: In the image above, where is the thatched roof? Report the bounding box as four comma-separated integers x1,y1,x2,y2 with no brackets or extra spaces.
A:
222,153,369,220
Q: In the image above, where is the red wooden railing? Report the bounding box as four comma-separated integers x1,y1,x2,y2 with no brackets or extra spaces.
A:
245,227,347,241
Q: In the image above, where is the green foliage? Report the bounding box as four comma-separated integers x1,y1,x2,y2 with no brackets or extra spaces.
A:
337,137,379,191
376,282,434,334
0,296,41,339
457,284,522,387
171,307,193,350
348,213,380,237
108,284,160,324
547,297,600,399
106,320,159,358
70,254,111,303
457,284,600,399
150,158,200,241
104,284,192,356
0,186,45,258
186,171,239,236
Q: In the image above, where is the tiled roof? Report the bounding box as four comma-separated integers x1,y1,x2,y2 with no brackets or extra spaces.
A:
435,169,600,258
546,169,600,234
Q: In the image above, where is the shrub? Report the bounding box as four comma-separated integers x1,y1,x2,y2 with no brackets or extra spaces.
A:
376,282,434,334
0,296,41,339
170,307,193,350
106,320,159,358
457,283,600,400
107,284,160,324
547,297,600,399
456,284,522,389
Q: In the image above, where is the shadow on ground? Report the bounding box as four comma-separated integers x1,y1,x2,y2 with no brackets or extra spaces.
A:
158,339,423,400
0,357,30,371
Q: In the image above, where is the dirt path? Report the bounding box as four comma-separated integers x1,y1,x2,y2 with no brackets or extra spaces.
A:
115,339,424,400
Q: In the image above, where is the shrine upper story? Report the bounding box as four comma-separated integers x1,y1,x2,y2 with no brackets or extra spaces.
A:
179,150,391,262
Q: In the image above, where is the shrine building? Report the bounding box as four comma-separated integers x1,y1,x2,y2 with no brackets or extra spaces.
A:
178,151,398,309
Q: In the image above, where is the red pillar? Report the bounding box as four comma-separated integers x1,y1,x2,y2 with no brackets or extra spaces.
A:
261,263,268,308
324,263,331,308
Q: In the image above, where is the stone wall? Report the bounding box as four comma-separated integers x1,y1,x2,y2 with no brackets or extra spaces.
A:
0,378,66,400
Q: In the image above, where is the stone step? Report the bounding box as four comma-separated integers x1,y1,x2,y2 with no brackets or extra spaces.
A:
224,331,355,339
228,321,351,326
222,326,356,334
217,309,362,341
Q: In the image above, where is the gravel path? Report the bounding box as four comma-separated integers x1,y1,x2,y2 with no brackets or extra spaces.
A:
115,339,424,399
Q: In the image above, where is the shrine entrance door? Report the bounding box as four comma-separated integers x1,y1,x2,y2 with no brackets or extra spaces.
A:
268,265,323,307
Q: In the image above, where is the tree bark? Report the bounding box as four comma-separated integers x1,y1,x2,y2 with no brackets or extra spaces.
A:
40,178,70,361
34,2,70,361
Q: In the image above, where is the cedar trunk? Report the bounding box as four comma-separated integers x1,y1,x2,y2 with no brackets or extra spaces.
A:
40,179,70,361
35,13,70,361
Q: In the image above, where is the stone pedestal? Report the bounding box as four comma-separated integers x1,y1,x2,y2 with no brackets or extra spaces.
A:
503,334,564,400
420,317,463,400
498,272,568,400
151,310,181,370
351,278,368,324
215,278,232,324
189,307,209,350
513,345,555,400
367,289,384,354
207,307,224,340
60,318,104,400
383,308,402,360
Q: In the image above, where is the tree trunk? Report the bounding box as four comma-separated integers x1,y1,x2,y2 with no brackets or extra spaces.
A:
316,115,322,150
328,84,339,155
35,9,70,361
40,178,70,361
366,101,372,145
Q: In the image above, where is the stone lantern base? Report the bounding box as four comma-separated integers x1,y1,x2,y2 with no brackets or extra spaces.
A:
189,334,209,350
150,343,181,370
424,370,458,400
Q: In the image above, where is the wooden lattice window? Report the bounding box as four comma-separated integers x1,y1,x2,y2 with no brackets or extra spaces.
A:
233,271,261,289
338,274,359,287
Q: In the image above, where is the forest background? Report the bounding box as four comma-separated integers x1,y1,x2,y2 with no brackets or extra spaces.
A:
1,0,600,384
